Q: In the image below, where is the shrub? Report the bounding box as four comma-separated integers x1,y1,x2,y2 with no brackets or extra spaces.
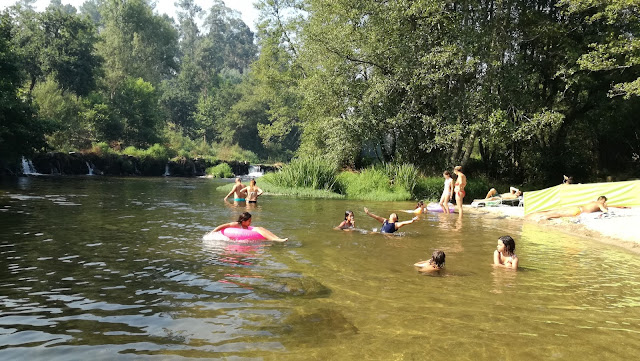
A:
335,167,412,201
268,157,338,190
206,163,234,178
144,143,173,161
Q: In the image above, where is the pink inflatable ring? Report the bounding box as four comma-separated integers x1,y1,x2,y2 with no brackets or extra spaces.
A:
221,226,266,241
427,202,456,213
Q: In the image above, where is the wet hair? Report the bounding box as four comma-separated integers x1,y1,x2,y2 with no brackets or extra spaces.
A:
237,212,252,224
597,196,607,202
390,213,399,222
443,170,451,176
430,250,446,268
454,165,462,172
250,179,256,186
498,235,516,254
416,201,424,207
344,210,354,220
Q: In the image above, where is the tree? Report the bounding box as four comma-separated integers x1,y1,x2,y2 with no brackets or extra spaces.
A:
0,12,48,164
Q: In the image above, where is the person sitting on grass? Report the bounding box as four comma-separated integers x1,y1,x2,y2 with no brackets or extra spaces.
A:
525,196,608,221
414,250,446,272
364,207,418,234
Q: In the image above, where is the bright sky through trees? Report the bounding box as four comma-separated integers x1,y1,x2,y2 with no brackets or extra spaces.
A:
2,0,260,30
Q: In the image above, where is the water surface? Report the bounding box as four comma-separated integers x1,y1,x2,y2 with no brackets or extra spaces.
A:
1,177,639,360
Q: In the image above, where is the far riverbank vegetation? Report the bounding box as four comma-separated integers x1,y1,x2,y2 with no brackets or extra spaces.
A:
2,0,639,187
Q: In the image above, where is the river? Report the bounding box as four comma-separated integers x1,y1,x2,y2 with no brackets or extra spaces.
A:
0,176,639,360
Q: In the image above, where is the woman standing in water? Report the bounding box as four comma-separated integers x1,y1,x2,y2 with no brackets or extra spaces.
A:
453,166,466,216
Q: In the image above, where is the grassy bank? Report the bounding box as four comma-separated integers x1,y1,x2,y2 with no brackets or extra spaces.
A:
216,157,492,202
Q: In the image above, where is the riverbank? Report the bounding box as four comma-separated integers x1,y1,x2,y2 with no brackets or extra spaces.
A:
466,205,640,254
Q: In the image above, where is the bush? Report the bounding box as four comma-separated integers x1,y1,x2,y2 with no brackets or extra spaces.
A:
268,157,338,190
206,163,234,178
335,167,412,201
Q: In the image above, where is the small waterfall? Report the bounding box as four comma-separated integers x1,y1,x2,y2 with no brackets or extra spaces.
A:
163,163,170,176
21,156,38,175
247,165,264,178
85,161,94,176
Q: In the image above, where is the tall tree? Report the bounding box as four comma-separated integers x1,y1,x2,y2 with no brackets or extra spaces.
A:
0,12,48,164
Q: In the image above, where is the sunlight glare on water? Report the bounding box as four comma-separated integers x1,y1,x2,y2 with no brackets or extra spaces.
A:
0,177,639,360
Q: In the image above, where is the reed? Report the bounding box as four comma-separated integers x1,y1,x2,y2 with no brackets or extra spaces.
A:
267,157,338,190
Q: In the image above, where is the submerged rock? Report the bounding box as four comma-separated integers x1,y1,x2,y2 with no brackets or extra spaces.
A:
226,274,331,298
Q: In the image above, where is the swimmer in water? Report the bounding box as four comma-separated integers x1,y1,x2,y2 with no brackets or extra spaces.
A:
335,210,355,230
364,207,418,233
211,212,287,242
493,235,518,269
414,250,446,272
413,201,426,214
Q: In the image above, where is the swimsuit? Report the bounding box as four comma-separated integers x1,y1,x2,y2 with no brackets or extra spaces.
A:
233,198,246,202
248,200,257,204
572,206,582,216
381,220,396,233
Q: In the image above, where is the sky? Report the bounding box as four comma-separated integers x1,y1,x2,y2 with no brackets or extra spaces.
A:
2,0,260,31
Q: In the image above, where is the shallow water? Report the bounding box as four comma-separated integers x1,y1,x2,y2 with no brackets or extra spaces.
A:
0,177,639,360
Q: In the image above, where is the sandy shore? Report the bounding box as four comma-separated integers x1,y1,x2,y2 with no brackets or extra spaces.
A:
466,205,640,254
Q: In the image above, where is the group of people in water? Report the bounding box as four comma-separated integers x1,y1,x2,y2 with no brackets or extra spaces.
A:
211,170,618,273
334,206,519,271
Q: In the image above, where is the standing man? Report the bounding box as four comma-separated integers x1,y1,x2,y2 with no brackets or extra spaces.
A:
224,178,247,203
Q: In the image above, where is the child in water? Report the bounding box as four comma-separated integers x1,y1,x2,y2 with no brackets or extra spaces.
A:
440,170,454,214
364,207,418,233
414,250,446,272
335,210,355,230
493,235,518,269
413,201,426,214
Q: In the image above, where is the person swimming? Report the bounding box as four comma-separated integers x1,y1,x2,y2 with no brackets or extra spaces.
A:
413,201,426,214
335,210,355,230
414,250,446,272
493,235,518,269
364,207,418,233
210,212,288,242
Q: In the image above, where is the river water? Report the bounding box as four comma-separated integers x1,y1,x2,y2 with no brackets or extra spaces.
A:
0,177,639,360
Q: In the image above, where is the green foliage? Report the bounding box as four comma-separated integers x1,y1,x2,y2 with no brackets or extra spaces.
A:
335,168,412,201
267,157,338,190
32,77,89,152
89,142,116,156
206,163,233,178
122,144,173,161
217,175,345,199
0,12,48,162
